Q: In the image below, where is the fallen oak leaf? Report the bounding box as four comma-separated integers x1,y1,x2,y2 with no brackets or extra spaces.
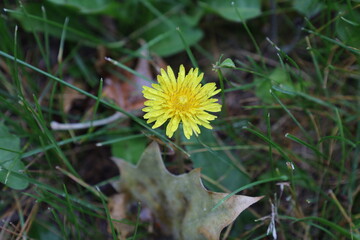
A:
111,142,263,239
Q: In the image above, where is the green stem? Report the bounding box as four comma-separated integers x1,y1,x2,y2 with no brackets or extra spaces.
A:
175,128,185,173
216,68,226,113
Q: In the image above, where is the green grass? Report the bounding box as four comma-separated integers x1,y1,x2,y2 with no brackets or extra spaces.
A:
0,0,359,239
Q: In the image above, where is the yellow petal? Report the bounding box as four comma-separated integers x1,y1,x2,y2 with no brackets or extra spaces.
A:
157,75,171,93
147,117,157,123
167,66,177,86
189,70,202,89
143,92,165,101
197,112,217,121
165,116,180,138
152,83,163,91
144,110,165,119
143,86,167,98
188,117,201,134
182,117,193,139
209,88,221,97
144,100,163,107
161,68,175,92
152,114,169,129
198,119,213,129
193,68,199,77
193,72,204,88
204,103,222,112
183,68,194,87
177,65,186,88
142,106,152,112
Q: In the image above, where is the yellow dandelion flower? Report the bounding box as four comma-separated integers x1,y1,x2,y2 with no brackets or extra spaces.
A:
142,65,222,139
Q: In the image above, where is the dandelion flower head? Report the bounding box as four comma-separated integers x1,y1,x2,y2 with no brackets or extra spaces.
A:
142,65,221,139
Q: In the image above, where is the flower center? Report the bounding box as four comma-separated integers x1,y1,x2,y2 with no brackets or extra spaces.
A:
178,95,188,104
168,91,195,113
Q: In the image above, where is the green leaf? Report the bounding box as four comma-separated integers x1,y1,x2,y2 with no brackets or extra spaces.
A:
184,129,249,192
0,123,29,190
146,16,203,57
255,67,305,103
47,0,117,14
201,0,261,22
293,0,324,17
8,3,105,45
336,10,360,49
111,136,148,165
28,220,62,240
219,58,235,68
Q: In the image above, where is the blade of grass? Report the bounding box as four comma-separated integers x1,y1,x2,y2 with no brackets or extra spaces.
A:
242,125,291,162
266,112,275,177
139,0,175,29
270,89,312,142
224,81,260,93
302,28,360,56
29,94,80,178
233,2,265,70
57,17,69,64
215,64,226,113
335,108,346,185
105,57,153,83
176,27,198,68
271,85,339,112
26,189,99,237
97,186,117,240
87,78,103,135
13,193,26,232
139,0,199,68
212,176,288,210
305,36,324,91
6,167,102,212
63,184,81,240
74,54,98,87
282,215,355,239
41,5,50,70
96,133,144,147
4,8,117,47
131,202,142,240
266,37,301,70
328,190,360,236
56,166,107,200
195,135,250,178
22,129,106,158
308,223,337,239
285,133,327,160
318,136,357,148
12,25,22,93
26,189,103,221
50,208,68,239
18,3,50,71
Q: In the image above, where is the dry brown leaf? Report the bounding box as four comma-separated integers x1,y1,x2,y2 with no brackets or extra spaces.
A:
102,44,156,111
111,142,263,239
108,193,134,239
61,80,86,113
133,42,153,92
102,76,132,109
